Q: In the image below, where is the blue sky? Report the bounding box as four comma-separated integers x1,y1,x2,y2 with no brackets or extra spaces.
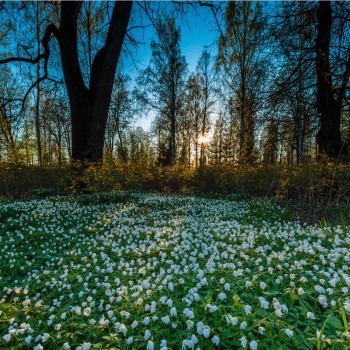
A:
121,3,221,130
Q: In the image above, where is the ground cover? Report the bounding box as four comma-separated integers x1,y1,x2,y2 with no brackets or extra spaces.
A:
0,192,349,349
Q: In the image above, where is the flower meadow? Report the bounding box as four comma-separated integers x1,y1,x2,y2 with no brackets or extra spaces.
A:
0,192,350,350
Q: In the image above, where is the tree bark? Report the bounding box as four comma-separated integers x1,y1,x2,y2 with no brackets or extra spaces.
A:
57,1,133,163
315,1,346,159
35,1,42,167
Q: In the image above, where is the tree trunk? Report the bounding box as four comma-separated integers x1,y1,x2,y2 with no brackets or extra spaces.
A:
35,2,42,167
315,1,345,159
117,124,127,162
57,1,133,163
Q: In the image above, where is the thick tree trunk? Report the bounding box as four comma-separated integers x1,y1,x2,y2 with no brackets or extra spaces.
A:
315,1,345,159
57,1,133,163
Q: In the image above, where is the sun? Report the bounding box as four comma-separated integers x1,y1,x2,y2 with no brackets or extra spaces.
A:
198,136,211,144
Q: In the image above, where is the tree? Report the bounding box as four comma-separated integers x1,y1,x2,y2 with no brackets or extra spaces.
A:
197,49,215,167
0,1,133,163
105,73,133,162
269,1,317,164
208,112,224,165
41,92,71,164
315,0,348,159
185,73,202,168
263,119,279,164
0,66,24,163
137,16,187,166
217,1,266,165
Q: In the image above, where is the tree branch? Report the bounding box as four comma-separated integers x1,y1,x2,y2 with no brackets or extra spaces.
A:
0,23,58,67
0,23,59,118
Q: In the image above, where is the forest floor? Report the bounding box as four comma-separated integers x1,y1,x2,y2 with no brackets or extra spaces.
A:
0,192,350,349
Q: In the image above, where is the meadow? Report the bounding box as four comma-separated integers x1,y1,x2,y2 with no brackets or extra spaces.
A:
0,192,349,349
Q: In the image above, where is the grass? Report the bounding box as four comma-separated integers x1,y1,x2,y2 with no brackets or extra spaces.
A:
0,191,350,349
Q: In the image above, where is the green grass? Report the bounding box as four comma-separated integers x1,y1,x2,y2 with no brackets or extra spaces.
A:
0,192,349,349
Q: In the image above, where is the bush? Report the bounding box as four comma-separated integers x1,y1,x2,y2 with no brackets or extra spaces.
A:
0,161,349,222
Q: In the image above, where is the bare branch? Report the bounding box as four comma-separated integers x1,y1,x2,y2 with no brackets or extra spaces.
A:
0,23,58,67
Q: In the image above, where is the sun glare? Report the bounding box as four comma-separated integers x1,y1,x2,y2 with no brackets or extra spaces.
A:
198,136,211,144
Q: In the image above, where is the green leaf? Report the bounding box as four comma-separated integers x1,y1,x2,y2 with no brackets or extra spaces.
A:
327,316,342,329
339,300,349,332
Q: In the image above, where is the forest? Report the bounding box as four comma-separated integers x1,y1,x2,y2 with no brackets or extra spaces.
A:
0,1,349,212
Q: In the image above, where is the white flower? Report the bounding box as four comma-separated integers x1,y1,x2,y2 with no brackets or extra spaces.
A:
260,282,266,289
250,340,258,350
315,285,325,293
183,308,195,319
226,314,238,325
161,316,170,324
240,336,247,348
260,299,269,309
119,324,127,335
83,308,91,316
143,317,150,325
202,326,210,338
275,309,283,318
191,334,198,345
182,339,192,349
144,329,151,340
281,304,288,313
344,300,350,312
3,334,10,342
61,312,67,320
35,335,42,342
82,342,91,350
218,292,226,300
306,311,316,320
147,340,154,350
131,321,138,329
318,295,327,305
245,305,252,315
187,320,194,329
23,299,31,307
170,307,177,316
240,321,247,329
42,333,50,342
285,329,293,338
25,335,32,344
63,343,71,350
212,335,220,346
